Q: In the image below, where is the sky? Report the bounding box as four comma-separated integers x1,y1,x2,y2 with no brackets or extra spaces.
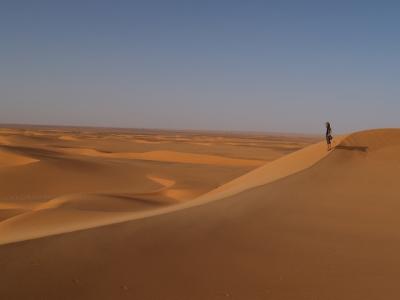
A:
1,0,400,134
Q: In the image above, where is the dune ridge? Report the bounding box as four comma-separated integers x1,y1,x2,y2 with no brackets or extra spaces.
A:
0,133,345,245
339,128,400,151
146,175,193,200
0,149,39,168
147,175,176,190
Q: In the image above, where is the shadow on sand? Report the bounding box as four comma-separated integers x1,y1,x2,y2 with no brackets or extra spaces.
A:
335,145,368,152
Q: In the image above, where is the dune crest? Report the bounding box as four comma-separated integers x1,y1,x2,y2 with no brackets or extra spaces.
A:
191,135,346,203
338,128,400,152
147,175,176,189
147,175,199,201
0,149,39,168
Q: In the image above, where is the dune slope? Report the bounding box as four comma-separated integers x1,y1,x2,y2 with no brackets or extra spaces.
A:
0,149,39,167
1,129,400,299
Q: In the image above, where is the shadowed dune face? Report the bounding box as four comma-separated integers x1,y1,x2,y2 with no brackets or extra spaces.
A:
0,128,399,299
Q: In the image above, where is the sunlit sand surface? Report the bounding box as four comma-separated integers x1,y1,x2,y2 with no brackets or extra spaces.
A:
0,125,317,245
2,126,400,299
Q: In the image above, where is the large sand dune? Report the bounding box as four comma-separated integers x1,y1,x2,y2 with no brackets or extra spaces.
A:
1,128,399,299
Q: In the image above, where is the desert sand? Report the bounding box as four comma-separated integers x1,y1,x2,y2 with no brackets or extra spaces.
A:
0,126,316,243
1,126,400,299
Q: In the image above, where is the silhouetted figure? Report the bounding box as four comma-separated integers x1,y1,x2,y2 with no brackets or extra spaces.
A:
326,122,333,151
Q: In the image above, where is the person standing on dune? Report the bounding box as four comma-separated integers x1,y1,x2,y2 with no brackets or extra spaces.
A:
326,122,333,151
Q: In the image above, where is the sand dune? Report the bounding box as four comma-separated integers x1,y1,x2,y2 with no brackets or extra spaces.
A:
0,128,399,299
0,136,11,145
61,148,265,167
8,127,400,299
146,175,194,200
58,135,79,141
1,129,400,299
0,134,339,245
133,139,165,144
147,175,176,190
191,134,345,203
0,191,172,245
0,149,39,167
339,128,400,151
0,173,184,245
1,127,314,246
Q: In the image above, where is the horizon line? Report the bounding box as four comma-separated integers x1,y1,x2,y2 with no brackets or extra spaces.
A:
0,122,324,138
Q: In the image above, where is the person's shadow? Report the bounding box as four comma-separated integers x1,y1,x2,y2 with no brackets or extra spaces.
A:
335,145,368,152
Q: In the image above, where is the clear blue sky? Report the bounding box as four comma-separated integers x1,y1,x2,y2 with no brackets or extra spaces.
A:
1,1,400,134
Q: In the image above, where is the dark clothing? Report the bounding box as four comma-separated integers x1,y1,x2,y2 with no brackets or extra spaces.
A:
326,124,332,144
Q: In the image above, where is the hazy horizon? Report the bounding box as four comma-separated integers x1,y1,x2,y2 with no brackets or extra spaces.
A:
2,1,400,134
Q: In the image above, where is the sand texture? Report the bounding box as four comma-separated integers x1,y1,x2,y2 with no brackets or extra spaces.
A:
1,127,400,299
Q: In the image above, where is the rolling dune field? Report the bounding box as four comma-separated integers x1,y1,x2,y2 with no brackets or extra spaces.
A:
0,126,317,244
1,126,399,299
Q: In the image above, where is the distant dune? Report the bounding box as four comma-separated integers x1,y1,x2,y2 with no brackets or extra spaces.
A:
0,148,39,168
2,128,400,299
61,148,265,166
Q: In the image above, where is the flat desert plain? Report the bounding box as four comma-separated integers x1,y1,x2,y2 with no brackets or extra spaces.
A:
1,126,400,299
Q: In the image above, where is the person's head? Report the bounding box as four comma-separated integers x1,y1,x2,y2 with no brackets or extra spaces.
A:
326,122,330,128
